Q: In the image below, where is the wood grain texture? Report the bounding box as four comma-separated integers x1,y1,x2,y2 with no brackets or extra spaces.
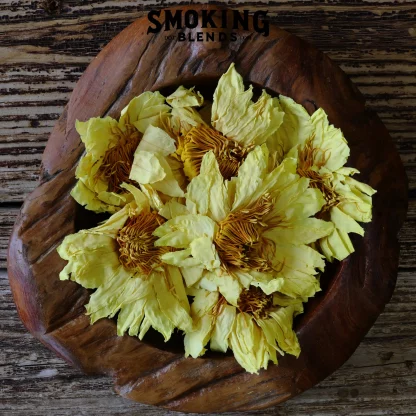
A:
6,4,408,413
1,0,415,414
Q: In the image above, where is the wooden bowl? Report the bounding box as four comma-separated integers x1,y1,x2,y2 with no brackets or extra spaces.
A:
8,5,408,413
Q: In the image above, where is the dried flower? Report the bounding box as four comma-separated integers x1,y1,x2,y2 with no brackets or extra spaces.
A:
167,64,284,180
58,183,191,340
184,287,303,374
154,146,333,306
72,92,183,213
58,63,376,374
271,95,376,261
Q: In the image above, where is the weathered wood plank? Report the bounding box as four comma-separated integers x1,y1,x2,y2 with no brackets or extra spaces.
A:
1,269,415,415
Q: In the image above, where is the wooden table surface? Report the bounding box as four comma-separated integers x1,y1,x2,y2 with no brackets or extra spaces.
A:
1,1,415,415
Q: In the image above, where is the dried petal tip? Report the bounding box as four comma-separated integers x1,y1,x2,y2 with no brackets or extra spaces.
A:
179,126,252,180
117,211,170,275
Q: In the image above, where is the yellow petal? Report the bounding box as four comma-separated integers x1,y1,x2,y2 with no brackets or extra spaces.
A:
151,271,192,332
190,237,221,271
267,175,311,220
130,150,166,183
137,125,176,156
344,175,376,197
186,151,230,222
85,266,135,323
264,218,333,245
166,265,190,313
330,206,364,236
87,205,130,238
170,107,206,135
129,151,184,197
57,232,119,287
149,155,185,197
180,266,204,287
232,145,269,211
257,304,302,359
212,64,284,147
270,243,324,298
229,312,268,374
198,271,242,306
184,315,213,358
142,295,175,341
158,200,189,220
75,117,118,157
139,183,165,211
310,109,350,173
167,86,204,108
269,94,313,157
284,188,326,220
119,183,149,212
96,190,130,207
319,227,355,262
154,214,217,248
160,249,202,268
184,290,219,357
71,181,119,214
211,304,236,353
117,277,152,336
120,91,170,133
232,148,299,212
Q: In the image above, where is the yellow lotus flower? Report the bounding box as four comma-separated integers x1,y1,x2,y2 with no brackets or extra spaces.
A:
72,91,186,214
154,145,333,305
271,96,376,261
169,64,284,181
184,287,303,374
57,183,192,341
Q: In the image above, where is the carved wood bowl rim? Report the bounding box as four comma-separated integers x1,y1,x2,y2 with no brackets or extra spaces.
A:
7,5,408,413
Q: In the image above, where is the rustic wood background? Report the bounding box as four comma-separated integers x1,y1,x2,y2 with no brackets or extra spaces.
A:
1,1,415,414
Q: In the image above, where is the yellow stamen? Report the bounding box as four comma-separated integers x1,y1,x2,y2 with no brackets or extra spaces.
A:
117,211,170,275
179,126,253,180
211,295,227,317
96,125,141,193
214,195,274,272
238,287,273,320
297,135,339,211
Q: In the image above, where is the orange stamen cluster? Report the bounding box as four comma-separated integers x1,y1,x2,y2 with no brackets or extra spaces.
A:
297,136,339,211
96,125,141,193
214,195,274,273
179,126,253,180
117,211,170,276
238,287,274,319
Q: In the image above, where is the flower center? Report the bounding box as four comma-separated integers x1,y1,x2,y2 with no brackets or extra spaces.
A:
297,136,339,212
179,126,253,180
238,287,273,320
96,125,141,193
214,195,274,273
116,211,169,275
